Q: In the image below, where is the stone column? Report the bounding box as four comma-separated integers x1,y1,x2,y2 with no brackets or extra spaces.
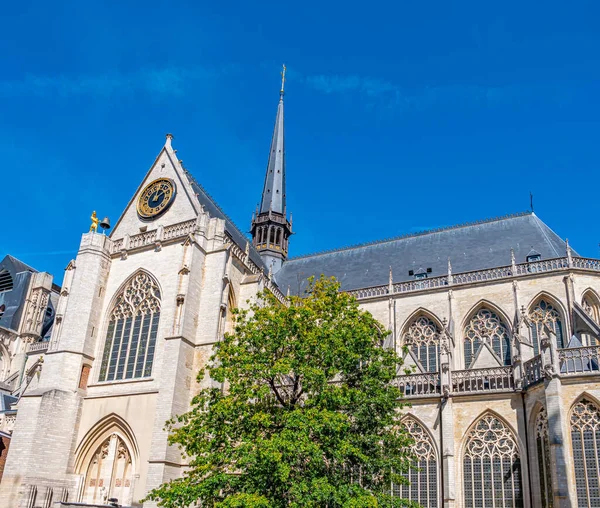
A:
439,324,455,508
542,328,575,506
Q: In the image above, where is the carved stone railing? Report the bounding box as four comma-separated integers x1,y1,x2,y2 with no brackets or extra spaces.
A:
523,354,543,386
112,219,198,254
163,219,197,240
27,341,49,354
515,258,568,275
112,238,123,251
394,276,449,294
347,256,600,301
559,346,600,375
129,229,157,249
572,257,600,270
452,266,513,284
396,372,440,398
223,234,287,305
451,366,514,394
347,285,390,299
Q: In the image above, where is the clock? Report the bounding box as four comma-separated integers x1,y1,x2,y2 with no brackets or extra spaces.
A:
137,178,176,219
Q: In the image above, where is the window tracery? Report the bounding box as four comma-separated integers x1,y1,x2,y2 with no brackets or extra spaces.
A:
393,417,438,507
99,272,161,382
82,434,133,505
463,308,511,368
402,315,440,373
535,408,553,507
571,399,600,507
528,299,564,354
463,414,523,507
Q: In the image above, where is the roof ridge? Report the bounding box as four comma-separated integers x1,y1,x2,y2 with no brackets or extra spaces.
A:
287,211,533,261
183,170,251,245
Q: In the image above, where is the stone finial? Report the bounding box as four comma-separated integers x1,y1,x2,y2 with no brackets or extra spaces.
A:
566,238,573,267
388,266,393,294
510,248,517,273
287,285,290,297
165,133,174,148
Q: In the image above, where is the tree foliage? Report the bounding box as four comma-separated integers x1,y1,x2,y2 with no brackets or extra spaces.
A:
146,276,415,507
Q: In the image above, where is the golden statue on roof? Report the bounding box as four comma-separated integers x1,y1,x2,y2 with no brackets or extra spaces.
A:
90,211,99,233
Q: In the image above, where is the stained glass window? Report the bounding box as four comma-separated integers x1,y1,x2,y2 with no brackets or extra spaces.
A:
536,408,553,507
463,414,523,507
402,316,440,373
529,299,564,355
99,272,161,382
464,308,511,368
571,399,600,507
393,417,438,507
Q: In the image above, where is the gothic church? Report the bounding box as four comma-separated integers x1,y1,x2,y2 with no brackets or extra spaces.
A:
1,78,600,508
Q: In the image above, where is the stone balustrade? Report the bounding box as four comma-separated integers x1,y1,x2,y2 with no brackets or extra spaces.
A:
523,354,543,386
396,372,441,398
347,256,600,301
559,345,600,375
27,341,49,354
451,366,514,394
111,219,197,254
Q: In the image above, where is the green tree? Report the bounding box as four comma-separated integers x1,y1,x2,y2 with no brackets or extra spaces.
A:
147,276,415,507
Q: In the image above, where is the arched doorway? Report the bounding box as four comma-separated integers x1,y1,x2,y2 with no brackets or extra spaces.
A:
81,433,133,505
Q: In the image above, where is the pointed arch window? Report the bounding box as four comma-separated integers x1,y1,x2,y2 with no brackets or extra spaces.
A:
535,408,553,507
99,272,161,382
528,299,564,354
463,414,523,507
463,308,511,368
571,399,600,507
402,315,440,373
393,417,438,507
82,434,133,505
582,294,600,346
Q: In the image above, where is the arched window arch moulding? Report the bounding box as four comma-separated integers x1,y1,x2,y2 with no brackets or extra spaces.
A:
461,301,512,369
392,415,439,507
401,309,443,373
532,406,553,508
527,293,566,355
74,414,139,506
98,270,161,382
581,289,600,346
462,411,524,507
569,395,600,508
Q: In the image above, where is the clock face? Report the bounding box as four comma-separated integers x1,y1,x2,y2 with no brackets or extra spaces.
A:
137,178,176,219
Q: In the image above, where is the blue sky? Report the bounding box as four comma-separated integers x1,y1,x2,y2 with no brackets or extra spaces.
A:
2,0,599,282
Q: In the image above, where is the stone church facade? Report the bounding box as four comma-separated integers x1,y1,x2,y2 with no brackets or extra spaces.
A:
1,81,600,508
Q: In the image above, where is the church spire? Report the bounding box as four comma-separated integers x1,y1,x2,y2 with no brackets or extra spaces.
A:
259,64,286,215
251,65,292,274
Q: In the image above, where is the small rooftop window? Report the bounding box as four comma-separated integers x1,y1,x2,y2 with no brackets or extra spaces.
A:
526,248,541,263
0,270,13,293
0,304,5,319
409,267,432,280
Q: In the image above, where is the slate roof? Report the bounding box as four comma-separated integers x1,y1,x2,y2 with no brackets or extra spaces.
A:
0,393,17,413
4,255,36,274
259,94,286,215
274,212,572,295
184,171,267,271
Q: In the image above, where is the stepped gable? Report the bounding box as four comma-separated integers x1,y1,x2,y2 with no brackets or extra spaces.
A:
274,212,572,294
